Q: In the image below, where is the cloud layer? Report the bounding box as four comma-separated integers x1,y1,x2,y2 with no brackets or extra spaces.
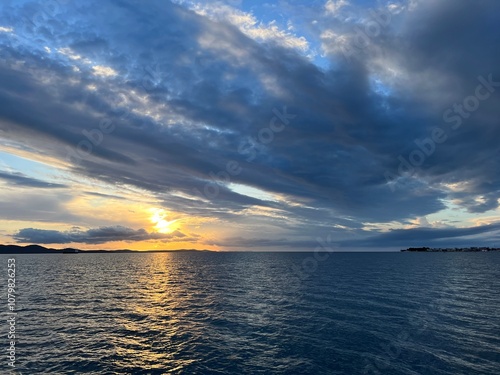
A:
1,0,499,249
14,226,187,244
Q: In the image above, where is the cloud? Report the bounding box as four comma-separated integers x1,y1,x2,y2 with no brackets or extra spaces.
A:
340,222,500,248
180,1,309,52
13,226,187,244
221,236,320,249
0,191,81,223
0,170,67,188
92,65,118,77
325,0,349,15
0,0,499,249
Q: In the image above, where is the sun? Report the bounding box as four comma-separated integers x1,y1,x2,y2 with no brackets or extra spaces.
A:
149,208,178,234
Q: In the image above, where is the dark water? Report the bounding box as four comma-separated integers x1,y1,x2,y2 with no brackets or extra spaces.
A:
1,252,499,374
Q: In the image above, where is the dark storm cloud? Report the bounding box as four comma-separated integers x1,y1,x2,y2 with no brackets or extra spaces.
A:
14,226,187,244
1,0,499,248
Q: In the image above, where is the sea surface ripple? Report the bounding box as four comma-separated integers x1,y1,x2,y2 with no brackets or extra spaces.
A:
1,252,499,374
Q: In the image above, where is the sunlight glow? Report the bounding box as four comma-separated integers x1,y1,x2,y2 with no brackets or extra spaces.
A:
149,208,178,234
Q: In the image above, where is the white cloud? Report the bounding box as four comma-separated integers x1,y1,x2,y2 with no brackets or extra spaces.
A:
320,29,351,56
387,3,405,14
0,26,14,33
185,2,309,53
57,48,117,78
57,47,83,61
57,47,92,65
385,1,419,14
325,0,349,14
92,65,118,77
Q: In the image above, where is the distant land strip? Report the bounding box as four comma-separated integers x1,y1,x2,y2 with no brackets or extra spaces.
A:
401,247,500,252
0,244,212,254
2,245,500,254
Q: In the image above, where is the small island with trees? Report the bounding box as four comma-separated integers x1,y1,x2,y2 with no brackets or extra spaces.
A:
401,246,500,252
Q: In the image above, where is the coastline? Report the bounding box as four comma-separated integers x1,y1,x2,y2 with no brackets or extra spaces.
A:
401,246,500,252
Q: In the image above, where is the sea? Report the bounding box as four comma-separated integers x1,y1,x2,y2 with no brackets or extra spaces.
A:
0,252,499,374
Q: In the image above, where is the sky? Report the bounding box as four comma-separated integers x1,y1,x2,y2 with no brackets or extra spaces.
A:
0,0,499,251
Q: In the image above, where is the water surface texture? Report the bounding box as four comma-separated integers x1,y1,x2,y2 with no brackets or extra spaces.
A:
1,252,499,374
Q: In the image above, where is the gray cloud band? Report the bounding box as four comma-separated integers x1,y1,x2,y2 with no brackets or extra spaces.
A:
385,74,500,192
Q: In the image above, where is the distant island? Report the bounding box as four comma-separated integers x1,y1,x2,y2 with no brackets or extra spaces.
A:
0,244,212,254
401,246,500,252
